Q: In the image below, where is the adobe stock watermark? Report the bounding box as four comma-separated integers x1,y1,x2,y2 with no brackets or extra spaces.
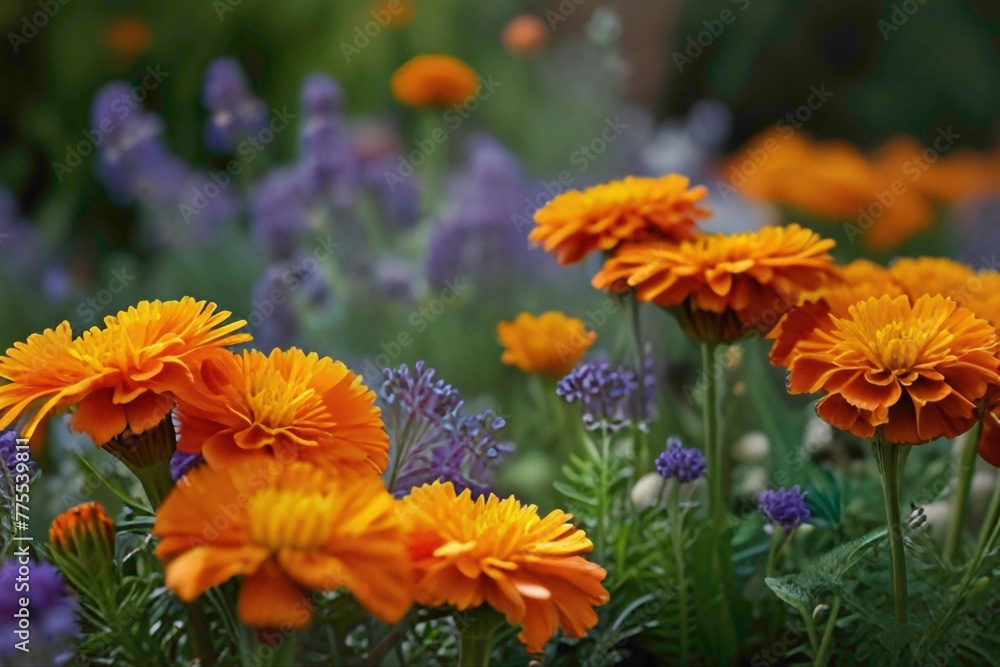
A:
178,106,295,223
545,0,587,30
52,66,169,182
247,234,339,334
843,126,959,243
340,0,409,62
672,0,752,72
7,0,72,54
878,0,929,40
716,84,833,202
384,76,502,191
510,115,630,237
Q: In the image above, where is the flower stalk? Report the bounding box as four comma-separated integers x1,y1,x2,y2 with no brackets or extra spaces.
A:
667,480,690,665
943,418,985,564
702,342,725,534
872,436,907,623
458,609,503,667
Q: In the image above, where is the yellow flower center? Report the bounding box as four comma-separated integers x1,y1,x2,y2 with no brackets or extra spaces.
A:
247,489,335,551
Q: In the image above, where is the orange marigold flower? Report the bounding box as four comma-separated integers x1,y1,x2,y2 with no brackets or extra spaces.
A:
400,481,609,654
593,224,837,344
497,312,596,378
154,462,412,629
175,348,388,474
730,130,934,250
530,174,708,265
390,55,480,108
502,14,548,54
0,298,250,445
779,294,1000,444
769,259,902,367
49,501,116,559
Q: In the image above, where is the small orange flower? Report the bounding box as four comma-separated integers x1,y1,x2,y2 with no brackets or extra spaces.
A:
502,14,548,54
390,55,480,108
103,16,152,60
779,294,1000,444
400,481,609,654
175,348,388,474
593,224,838,343
0,298,250,445
497,312,596,378
49,501,116,558
373,0,414,28
530,174,708,265
154,462,412,629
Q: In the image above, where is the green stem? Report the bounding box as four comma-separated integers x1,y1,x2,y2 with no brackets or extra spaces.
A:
595,427,612,563
458,610,502,667
764,526,785,578
129,459,175,510
971,472,1000,566
873,438,907,623
943,420,984,564
702,342,725,534
668,481,690,665
185,602,216,664
800,606,820,655
812,594,841,667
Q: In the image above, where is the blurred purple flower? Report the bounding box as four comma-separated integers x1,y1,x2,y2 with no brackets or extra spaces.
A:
249,264,301,349
169,450,204,481
202,57,268,154
0,560,77,660
91,82,188,206
380,362,512,497
954,195,1000,267
655,436,706,483
300,74,358,209
425,137,535,287
250,165,314,261
759,485,811,532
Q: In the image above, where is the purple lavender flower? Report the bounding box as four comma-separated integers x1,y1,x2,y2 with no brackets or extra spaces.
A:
380,363,512,497
0,188,44,276
363,154,421,229
425,137,535,288
299,74,358,209
0,430,31,476
557,359,653,432
250,165,315,261
954,194,1000,267
91,82,188,206
0,560,78,659
759,485,811,532
202,57,268,153
381,362,463,425
655,437,706,483
169,450,204,481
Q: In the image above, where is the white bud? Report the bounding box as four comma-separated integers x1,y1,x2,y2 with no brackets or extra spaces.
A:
732,431,770,463
631,472,666,509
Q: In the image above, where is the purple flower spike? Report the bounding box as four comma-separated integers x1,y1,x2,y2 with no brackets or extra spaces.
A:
759,485,811,532
655,436,706,483
380,363,512,497
202,58,268,153
169,450,205,481
0,560,77,659
557,359,654,432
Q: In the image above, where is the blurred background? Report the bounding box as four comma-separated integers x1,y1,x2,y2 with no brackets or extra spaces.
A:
1,0,999,508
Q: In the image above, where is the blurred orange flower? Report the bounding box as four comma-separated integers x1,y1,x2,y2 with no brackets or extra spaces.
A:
727,130,934,250
390,55,480,107
0,298,250,445
175,348,389,474
497,312,596,378
400,481,609,653
103,15,152,60
593,224,837,344
154,462,412,629
530,174,707,265
502,14,548,54
779,294,1000,444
